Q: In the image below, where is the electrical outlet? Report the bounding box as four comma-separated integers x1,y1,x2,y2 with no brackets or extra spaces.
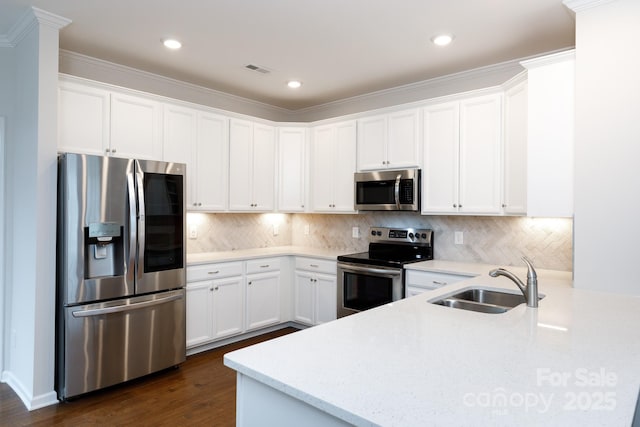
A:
454,231,464,245
304,224,310,235
189,224,198,239
273,224,279,236
352,226,360,238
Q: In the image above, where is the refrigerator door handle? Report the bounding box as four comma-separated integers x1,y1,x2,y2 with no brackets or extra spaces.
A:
71,293,183,318
135,166,145,283
127,172,137,282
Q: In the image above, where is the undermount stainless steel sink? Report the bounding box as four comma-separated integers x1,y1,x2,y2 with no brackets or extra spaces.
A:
432,298,509,314
429,287,544,314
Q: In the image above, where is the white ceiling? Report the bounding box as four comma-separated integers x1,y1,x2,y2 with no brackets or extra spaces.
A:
0,0,575,110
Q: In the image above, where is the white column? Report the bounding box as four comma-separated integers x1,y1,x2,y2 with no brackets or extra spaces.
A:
1,7,70,409
565,0,640,294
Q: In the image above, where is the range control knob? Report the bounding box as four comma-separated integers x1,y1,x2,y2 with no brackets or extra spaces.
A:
421,233,427,239
371,230,376,236
376,231,382,236
409,233,415,239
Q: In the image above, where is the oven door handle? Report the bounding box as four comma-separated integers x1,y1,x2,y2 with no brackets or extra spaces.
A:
394,173,401,210
339,263,402,276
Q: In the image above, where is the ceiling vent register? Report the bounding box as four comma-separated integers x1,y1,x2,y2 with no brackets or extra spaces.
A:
244,64,271,74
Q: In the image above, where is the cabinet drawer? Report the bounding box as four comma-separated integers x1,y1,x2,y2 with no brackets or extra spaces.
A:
246,257,281,274
187,262,243,282
295,257,336,275
405,270,473,290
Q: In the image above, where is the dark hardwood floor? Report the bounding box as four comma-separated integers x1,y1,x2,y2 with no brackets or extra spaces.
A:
0,327,298,426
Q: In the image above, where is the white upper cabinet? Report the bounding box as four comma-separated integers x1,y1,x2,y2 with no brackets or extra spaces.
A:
163,103,196,205
357,109,420,171
522,51,575,218
58,77,162,160
502,79,528,215
110,91,163,160
278,127,307,212
423,102,460,213
229,119,276,211
58,79,110,155
163,103,229,211
196,112,229,211
311,121,357,212
422,93,502,215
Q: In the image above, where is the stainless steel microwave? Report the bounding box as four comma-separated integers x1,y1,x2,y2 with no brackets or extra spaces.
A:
354,169,420,211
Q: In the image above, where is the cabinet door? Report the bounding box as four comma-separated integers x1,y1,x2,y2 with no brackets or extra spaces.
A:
406,286,427,298
422,102,460,214
357,115,387,171
163,104,196,207
196,112,229,211
503,82,528,215
229,119,254,210
110,92,162,160
314,273,337,325
311,125,336,212
332,121,357,212
186,281,214,348
278,127,307,212
459,94,502,214
252,123,276,211
294,271,314,325
212,276,244,339
58,80,110,155
387,109,420,169
246,272,280,330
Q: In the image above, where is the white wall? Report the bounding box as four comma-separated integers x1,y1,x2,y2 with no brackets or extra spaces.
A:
571,0,640,294
1,8,67,410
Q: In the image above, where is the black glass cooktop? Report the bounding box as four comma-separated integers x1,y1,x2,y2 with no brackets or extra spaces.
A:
338,242,433,268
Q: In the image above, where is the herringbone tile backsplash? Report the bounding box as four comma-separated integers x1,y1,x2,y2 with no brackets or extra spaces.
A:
187,212,573,271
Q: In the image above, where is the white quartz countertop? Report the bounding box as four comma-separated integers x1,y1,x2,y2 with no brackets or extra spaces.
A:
224,265,640,426
187,246,348,265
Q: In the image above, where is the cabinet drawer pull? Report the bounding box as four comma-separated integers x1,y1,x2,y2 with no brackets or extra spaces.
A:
433,280,447,285
208,271,220,275
260,264,270,268
310,264,319,268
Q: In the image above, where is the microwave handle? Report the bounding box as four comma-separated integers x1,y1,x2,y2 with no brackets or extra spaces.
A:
394,173,401,210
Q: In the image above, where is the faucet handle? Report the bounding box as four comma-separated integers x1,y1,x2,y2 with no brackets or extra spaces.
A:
521,256,537,280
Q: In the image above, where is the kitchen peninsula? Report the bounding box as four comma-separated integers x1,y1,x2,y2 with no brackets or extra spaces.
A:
224,263,640,426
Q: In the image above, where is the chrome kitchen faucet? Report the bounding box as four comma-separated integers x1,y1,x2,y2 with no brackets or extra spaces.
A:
489,257,539,308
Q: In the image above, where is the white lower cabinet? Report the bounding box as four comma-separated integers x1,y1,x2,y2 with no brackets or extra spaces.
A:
294,257,337,326
246,258,281,331
186,262,244,348
405,270,473,298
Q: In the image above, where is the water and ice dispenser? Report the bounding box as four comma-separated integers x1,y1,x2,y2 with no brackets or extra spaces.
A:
85,222,124,279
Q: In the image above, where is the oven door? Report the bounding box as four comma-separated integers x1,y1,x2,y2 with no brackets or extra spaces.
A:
337,262,404,318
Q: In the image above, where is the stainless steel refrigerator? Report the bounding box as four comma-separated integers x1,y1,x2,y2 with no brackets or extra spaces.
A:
56,153,187,400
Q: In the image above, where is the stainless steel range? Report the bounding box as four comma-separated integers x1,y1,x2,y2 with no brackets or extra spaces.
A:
337,227,434,318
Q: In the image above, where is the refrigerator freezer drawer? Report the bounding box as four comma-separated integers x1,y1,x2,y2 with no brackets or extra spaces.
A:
59,289,186,399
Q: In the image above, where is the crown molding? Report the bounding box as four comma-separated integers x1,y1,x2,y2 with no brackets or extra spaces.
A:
521,49,576,69
2,6,71,47
563,0,618,12
59,49,292,119
31,7,72,30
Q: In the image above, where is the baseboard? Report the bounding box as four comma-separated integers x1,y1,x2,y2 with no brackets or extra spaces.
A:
1,370,59,410
186,322,308,356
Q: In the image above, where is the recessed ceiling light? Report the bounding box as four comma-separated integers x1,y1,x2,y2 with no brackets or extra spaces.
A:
431,34,454,47
163,38,182,50
287,80,302,89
